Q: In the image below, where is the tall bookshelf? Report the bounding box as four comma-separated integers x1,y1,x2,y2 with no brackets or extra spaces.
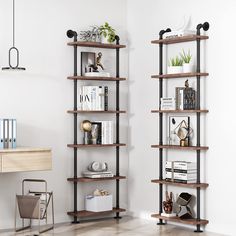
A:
150,23,209,232
66,30,126,223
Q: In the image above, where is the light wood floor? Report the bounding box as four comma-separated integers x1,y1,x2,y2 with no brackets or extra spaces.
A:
0,217,225,236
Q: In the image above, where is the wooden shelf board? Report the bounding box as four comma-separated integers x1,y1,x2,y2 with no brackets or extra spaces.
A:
68,143,126,148
67,76,126,81
68,176,126,183
151,72,208,79
151,35,209,45
151,145,209,151
151,214,209,226
67,41,126,49
67,110,126,114
151,109,208,114
151,179,209,188
67,208,126,217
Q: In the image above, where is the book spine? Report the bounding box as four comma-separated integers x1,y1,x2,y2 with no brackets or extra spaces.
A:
0,119,3,149
91,86,97,110
98,86,103,111
104,86,108,111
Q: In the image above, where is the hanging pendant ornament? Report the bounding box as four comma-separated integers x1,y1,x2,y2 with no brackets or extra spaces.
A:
2,0,26,70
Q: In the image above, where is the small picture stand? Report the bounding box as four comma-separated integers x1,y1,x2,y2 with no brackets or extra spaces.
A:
15,179,54,234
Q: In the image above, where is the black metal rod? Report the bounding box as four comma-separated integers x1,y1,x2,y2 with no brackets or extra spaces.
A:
196,28,201,232
158,32,164,224
115,36,121,219
73,33,78,223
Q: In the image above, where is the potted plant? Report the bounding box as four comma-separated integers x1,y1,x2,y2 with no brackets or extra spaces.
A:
99,22,116,44
167,56,183,74
180,50,193,73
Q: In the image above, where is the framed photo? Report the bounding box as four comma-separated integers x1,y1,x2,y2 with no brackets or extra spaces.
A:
168,116,190,145
81,52,96,76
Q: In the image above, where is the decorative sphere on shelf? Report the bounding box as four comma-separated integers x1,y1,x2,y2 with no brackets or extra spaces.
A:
81,120,92,132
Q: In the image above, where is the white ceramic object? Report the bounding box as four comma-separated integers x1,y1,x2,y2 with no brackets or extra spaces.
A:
101,36,110,44
167,66,183,74
182,63,193,73
85,195,112,212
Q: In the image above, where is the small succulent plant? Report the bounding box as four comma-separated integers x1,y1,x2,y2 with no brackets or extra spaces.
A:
180,49,192,64
169,56,183,66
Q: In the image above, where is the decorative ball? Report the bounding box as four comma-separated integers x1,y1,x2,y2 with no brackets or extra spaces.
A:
81,120,92,132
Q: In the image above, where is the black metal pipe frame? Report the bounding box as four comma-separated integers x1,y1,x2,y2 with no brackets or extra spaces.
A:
194,22,209,233
195,28,202,233
157,29,170,226
73,33,79,224
115,35,121,219
67,30,79,223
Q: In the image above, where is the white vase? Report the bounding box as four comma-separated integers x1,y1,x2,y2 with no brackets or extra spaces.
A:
167,66,183,74
101,36,110,44
182,63,193,73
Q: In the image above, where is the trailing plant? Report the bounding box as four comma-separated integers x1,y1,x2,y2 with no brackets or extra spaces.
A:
169,56,183,66
99,22,116,43
180,49,192,64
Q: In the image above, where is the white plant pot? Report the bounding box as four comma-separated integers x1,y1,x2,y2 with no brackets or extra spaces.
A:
183,63,193,73
101,36,110,44
167,66,183,74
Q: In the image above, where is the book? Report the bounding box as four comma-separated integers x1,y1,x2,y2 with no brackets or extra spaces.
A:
82,171,114,178
78,86,108,111
161,98,175,110
174,172,196,181
0,119,3,149
173,161,196,170
165,171,173,181
94,121,113,145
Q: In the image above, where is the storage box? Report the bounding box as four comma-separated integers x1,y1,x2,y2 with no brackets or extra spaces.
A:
85,195,112,212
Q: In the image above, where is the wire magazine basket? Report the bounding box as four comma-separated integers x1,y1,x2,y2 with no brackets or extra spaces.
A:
15,179,54,234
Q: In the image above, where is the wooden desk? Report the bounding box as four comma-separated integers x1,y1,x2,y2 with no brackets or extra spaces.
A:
0,148,52,173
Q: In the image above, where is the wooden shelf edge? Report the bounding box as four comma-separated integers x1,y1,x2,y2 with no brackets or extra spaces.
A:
151,109,208,114
67,76,126,81
151,145,209,151
151,179,209,188
68,176,126,183
67,110,126,114
67,143,126,148
151,72,209,79
151,214,209,226
67,208,126,217
151,35,209,45
67,41,126,49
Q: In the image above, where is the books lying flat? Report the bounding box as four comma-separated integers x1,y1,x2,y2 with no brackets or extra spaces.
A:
173,161,196,171
174,172,196,181
160,97,175,110
82,171,114,178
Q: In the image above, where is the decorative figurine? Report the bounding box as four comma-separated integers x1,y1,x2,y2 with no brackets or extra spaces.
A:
161,191,176,217
176,192,194,219
163,191,173,214
89,52,104,72
81,120,92,144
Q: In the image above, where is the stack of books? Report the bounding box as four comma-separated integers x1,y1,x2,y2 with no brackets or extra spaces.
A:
165,161,197,183
160,98,175,110
176,87,196,110
82,171,113,179
78,86,108,111
0,119,17,149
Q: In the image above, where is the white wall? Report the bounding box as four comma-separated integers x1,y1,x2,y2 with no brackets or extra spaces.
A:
0,0,128,229
127,0,236,235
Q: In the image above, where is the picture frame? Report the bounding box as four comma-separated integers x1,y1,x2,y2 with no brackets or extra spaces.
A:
81,52,96,76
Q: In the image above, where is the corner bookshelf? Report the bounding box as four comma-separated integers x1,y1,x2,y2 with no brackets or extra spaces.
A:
66,31,126,223
151,23,209,232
